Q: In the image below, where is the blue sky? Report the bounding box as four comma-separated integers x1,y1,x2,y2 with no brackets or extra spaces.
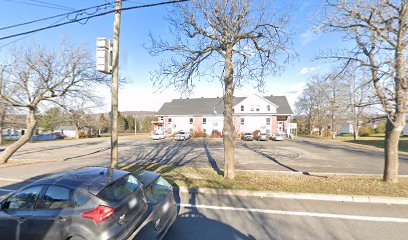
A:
0,0,350,112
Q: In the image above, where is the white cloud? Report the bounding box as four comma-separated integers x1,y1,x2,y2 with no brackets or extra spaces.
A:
299,66,320,75
300,29,319,46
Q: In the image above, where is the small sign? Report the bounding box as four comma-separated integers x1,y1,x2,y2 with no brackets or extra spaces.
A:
96,37,113,74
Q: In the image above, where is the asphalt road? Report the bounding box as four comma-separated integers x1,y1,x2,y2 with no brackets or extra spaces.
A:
164,191,408,240
0,177,407,240
1,137,408,240
1,136,408,175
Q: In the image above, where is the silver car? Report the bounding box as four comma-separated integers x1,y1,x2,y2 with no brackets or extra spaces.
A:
257,133,269,141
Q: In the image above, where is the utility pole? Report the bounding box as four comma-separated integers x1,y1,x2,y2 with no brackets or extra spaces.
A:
0,66,6,146
111,0,122,169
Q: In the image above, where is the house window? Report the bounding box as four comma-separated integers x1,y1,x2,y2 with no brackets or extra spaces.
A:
256,105,260,112
203,129,207,133
240,118,245,125
168,118,172,123
250,105,254,111
241,105,244,111
267,105,270,111
189,118,193,124
160,116,164,121
203,118,207,125
266,118,271,125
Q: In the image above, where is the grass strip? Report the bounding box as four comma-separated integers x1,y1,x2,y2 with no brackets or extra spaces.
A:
122,161,408,198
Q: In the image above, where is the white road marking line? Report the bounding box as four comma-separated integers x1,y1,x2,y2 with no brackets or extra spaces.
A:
0,188,13,192
0,177,25,182
177,203,408,223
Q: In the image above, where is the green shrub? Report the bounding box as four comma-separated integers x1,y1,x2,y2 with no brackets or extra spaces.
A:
359,125,374,137
375,119,386,134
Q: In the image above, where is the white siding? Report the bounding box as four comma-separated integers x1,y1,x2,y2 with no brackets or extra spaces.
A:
201,116,223,134
169,116,194,133
234,94,277,114
238,115,272,133
341,123,354,134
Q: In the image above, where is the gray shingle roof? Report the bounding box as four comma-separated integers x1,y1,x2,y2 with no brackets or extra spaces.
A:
157,96,293,115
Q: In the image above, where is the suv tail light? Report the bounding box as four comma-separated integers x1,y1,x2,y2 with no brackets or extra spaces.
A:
81,205,114,223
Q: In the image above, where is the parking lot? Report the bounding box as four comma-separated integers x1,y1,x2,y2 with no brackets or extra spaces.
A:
2,136,408,175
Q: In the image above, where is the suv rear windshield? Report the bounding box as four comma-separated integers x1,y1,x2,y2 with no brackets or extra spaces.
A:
97,174,140,202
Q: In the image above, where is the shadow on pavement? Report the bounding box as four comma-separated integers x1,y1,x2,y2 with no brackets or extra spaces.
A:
203,140,223,176
164,191,256,240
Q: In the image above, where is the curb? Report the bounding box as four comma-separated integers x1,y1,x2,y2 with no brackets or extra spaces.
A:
0,159,61,168
175,187,408,205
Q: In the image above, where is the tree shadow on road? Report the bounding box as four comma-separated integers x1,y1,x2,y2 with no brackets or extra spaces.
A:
164,191,256,240
240,142,327,178
203,139,223,176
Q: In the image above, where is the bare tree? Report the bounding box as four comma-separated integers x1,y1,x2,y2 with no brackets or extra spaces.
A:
342,66,376,140
320,0,408,183
296,76,332,136
147,0,294,179
0,42,106,164
318,71,349,139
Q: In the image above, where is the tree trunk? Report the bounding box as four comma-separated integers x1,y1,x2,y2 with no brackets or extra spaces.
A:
223,43,235,179
75,127,80,139
353,124,359,141
0,107,5,145
331,114,335,139
0,123,3,145
0,108,37,164
383,115,404,183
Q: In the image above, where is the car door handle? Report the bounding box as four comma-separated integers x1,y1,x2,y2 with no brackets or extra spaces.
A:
57,217,67,222
17,217,26,223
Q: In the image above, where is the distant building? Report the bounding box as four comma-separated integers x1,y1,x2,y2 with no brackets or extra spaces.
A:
1,127,26,141
54,126,77,138
153,94,293,136
341,122,354,134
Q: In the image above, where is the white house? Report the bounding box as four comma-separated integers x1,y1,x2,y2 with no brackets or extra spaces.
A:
152,94,293,136
54,126,77,138
1,127,26,141
341,122,354,134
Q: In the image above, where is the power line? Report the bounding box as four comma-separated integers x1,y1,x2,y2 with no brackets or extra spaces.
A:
4,0,73,11
0,0,189,42
0,1,116,31
30,0,76,11
0,15,67,48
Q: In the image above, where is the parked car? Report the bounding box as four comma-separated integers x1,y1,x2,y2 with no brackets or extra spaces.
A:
0,167,177,240
257,133,269,141
243,132,253,141
272,133,285,141
152,132,165,140
175,131,190,141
